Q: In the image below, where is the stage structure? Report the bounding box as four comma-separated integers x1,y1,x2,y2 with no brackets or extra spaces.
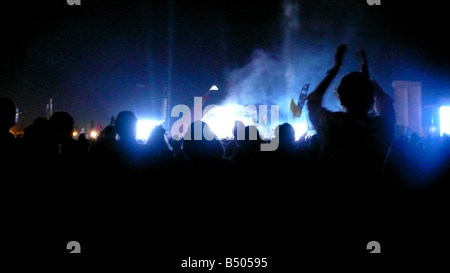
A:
392,81,422,136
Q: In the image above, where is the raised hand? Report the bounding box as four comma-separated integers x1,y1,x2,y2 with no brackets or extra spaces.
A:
334,44,347,69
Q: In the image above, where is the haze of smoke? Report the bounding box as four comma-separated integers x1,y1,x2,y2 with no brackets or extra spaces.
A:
222,0,368,122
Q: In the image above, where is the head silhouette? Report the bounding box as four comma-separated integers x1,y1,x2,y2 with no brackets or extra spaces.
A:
147,125,170,150
0,97,17,133
237,125,263,152
50,111,74,140
78,133,88,142
115,111,137,143
275,123,296,148
336,72,374,113
183,121,224,161
98,125,117,142
24,117,51,144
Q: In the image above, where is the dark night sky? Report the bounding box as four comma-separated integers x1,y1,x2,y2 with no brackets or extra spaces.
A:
1,0,449,131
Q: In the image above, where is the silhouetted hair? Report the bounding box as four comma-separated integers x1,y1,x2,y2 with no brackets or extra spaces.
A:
50,111,74,138
276,123,296,144
115,111,137,141
336,72,374,112
183,121,224,161
98,125,116,141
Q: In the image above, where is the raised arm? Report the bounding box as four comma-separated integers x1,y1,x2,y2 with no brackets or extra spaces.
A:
361,50,396,141
307,44,346,125
360,50,395,118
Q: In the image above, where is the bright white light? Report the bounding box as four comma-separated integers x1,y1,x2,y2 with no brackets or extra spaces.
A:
136,119,163,143
202,104,257,139
90,130,98,139
209,85,219,91
292,122,307,140
440,106,450,136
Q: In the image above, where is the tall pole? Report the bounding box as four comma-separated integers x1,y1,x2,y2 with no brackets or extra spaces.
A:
166,0,174,133
46,98,53,119
49,98,53,117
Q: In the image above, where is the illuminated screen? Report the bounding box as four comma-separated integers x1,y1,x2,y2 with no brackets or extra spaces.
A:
136,119,163,143
440,106,450,136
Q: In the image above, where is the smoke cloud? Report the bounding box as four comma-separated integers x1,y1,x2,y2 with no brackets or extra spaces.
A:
221,0,369,123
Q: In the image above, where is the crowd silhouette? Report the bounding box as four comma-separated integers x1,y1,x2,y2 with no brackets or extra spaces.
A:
1,45,449,257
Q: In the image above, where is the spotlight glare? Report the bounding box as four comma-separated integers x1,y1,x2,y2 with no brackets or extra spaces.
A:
90,130,98,139
440,106,450,136
292,122,307,140
202,104,256,139
136,119,163,143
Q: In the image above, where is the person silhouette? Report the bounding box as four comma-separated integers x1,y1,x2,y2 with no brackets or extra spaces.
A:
146,124,174,169
274,122,296,153
0,97,18,171
91,125,117,155
49,111,83,164
307,44,395,190
181,120,225,164
306,44,396,252
115,111,138,146
231,125,264,165
269,122,306,171
225,120,245,158
22,117,53,170
112,110,151,176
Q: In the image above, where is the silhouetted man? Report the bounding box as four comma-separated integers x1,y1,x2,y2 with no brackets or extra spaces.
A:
308,44,395,192
306,45,396,253
113,110,151,175
49,111,83,164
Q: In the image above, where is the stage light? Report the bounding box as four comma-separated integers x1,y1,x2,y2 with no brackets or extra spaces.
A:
90,130,98,139
136,119,163,143
292,121,307,140
209,85,219,91
440,106,450,136
72,131,78,138
202,104,256,139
